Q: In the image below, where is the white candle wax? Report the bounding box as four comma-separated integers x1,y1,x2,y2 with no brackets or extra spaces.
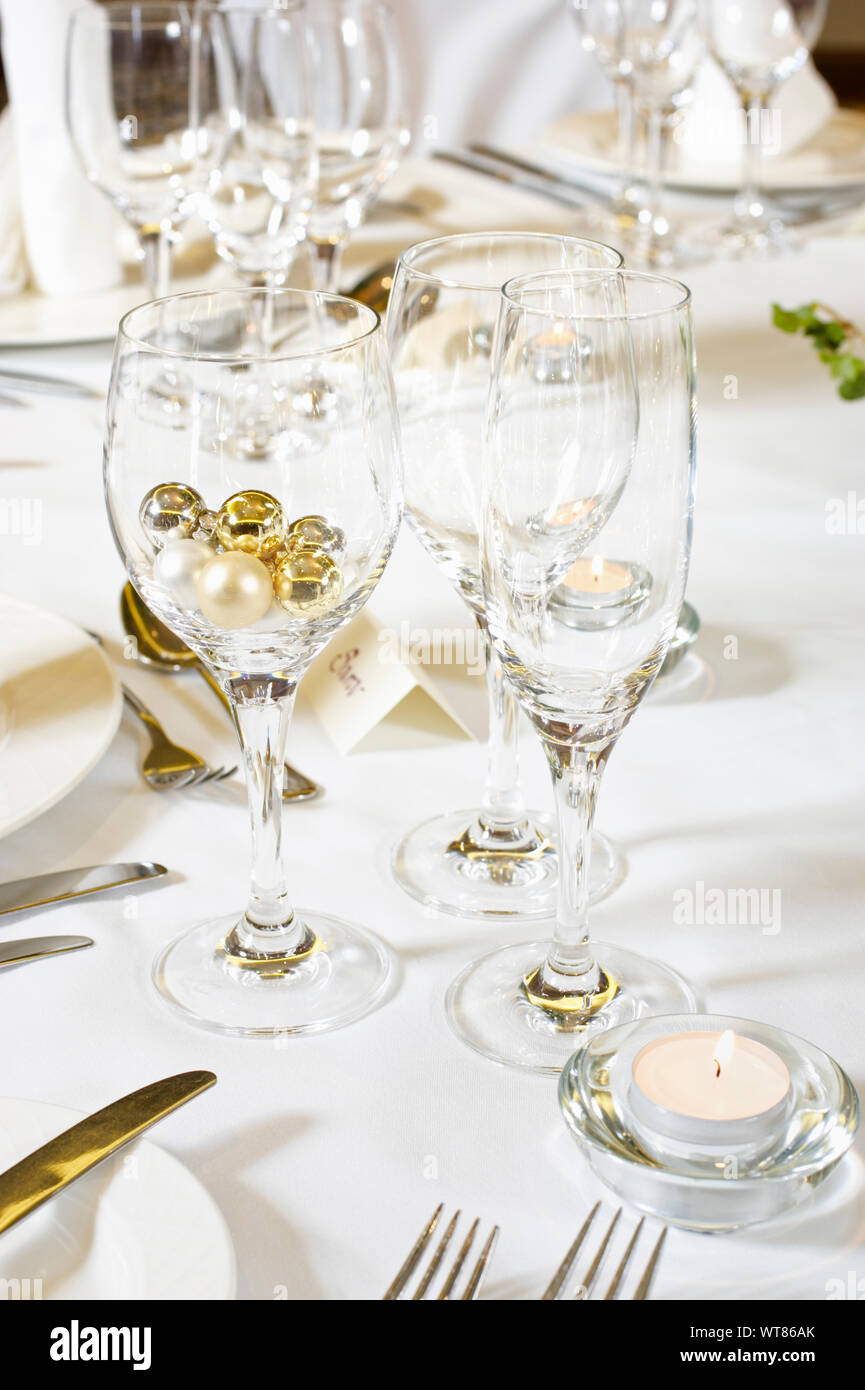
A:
628,1030,792,1150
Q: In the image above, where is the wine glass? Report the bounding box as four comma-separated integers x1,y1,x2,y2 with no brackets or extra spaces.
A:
304,0,409,294
699,0,829,254
105,287,401,1036
446,268,698,1073
387,232,625,920
624,0,703,265
192,3,316,284
66,2,199,299
567,0,640,226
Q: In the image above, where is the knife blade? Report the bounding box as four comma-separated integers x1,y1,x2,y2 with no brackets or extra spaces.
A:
433,149,589,210
0,861,168,919
0,935,94,968
0,367,102,400
0,1071,217,1235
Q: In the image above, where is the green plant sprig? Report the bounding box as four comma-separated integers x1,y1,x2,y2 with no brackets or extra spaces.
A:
772,301,865,400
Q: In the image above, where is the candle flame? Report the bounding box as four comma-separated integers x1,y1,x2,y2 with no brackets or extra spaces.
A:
591,555,604,583
713,1029,736,1079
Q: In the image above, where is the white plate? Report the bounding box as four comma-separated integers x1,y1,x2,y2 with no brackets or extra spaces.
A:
541,107,865,195
0,1095,235,1299
0,253,235,349
0,596,122,840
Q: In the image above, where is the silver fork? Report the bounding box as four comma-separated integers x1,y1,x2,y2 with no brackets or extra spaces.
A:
122,687,236,792
542,1203,668,1301
383,1204,500,1301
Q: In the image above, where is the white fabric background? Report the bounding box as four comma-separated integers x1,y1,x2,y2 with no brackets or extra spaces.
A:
0,158,863,1300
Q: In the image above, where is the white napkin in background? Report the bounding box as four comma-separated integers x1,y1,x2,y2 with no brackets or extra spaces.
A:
0,0,121,296
0,109,26,297
672,57,837,173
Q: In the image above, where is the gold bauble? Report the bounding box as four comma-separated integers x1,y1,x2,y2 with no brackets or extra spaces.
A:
287,514,346,559
216,490,286,558
274,548,343,617
196,552,275,629
140,483,205,547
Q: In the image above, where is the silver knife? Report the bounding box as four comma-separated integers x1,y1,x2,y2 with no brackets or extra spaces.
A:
0,1070,217,1235
0,367,102,400
0,390,29,408
0,935,94,968
0,862,168,918
433,149,589,209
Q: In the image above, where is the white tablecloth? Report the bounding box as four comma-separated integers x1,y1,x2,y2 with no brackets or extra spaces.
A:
0,157,863,1301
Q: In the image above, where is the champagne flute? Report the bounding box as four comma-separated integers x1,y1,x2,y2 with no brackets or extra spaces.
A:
387,232,625,920
624,0,703,266
567,0,640,225
304,0,409,294
699,0,829,254
192,3,316,284
66,2,199,299
105,287,401,1035
446,268,698,1073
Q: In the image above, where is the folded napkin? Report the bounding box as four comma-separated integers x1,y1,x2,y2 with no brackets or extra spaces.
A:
0,110,26,297
672,56,837,173
0,0,121,296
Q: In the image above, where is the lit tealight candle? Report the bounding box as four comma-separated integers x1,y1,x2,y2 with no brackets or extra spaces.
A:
629,1029,792,1151
564,555,633,596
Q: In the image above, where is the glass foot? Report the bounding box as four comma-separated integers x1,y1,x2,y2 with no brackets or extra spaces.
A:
712,218,796,259
153,910,391,1037
445,939,698,1075
392,810,624,919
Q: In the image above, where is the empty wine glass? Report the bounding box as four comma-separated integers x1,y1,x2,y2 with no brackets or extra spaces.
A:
567,0,640,226
192,3,316,284
624,0,703,265
105,287,401,1035
67,2,199,298
304,0,409,294
699,0,829,254
387,232,625,920
446,268,698,1073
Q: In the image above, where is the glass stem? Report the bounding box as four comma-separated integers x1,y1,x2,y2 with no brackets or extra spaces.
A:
139,226,172,299
307,237,345,293
736,91,770,227
222,675,313,961
534,738,611,998
478,630,529,834
642,104,669,248
613,78,637,213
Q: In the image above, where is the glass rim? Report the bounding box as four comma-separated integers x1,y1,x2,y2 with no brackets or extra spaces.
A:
396,231,624,294
117,287,382,364
70,2,198,29
500,268,692,322
193,1,305,14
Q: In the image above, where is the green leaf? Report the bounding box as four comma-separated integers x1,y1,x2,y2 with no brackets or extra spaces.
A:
772,304,802,333
839,374,865,400
830,353,864,382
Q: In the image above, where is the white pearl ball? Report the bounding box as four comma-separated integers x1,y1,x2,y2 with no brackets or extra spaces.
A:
153,538,214,609
195,552,274,630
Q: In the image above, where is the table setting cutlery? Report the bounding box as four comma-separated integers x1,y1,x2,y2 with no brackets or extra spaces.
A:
542,1202,667,1301
120,585,322,802
0,366,102,400
0,862,167,919
0,1070,216,1236
383,1205,500,1301
0,935,94,970
121,685,237,793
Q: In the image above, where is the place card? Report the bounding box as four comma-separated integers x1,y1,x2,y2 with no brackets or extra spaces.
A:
303,612,476,754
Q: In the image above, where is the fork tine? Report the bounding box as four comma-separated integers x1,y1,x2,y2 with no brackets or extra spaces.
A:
541,1200,600,1300
412,1209,460,1300
437,1217,479,1300
633,1227,668,1301
574,1208,622,1300
603,1217,645,1301
461,1225,500,1301
382,1205,443,1301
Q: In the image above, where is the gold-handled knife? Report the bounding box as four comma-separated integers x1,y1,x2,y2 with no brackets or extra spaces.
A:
0,862,168,919
0,935,94,968
0,1070,217,1235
